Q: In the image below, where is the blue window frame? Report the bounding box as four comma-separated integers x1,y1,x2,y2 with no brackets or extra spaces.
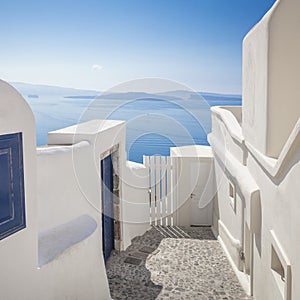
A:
0,132,26,240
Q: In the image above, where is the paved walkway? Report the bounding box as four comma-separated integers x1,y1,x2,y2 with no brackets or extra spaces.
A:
106,226,252,300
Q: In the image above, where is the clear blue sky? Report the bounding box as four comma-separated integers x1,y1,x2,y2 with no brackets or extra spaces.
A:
0,0,276,94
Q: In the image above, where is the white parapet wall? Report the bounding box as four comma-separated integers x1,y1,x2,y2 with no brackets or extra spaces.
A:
243,0,300,158
210,104,300,300
38,119,127,298
122,160,150,250
37,141,93,231
0,80,135,299
36,140,111,299
170,145,215,226
209,106,261,294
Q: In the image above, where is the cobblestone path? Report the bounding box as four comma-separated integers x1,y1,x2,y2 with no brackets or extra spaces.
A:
106,226,252,300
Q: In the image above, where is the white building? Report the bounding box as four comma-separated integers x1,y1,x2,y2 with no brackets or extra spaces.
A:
209,0,300,298
0,0,299,299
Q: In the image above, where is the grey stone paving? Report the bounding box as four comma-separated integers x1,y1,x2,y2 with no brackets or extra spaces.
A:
106,226,252,300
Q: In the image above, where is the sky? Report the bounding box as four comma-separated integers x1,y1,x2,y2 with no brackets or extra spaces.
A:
0,0,276,94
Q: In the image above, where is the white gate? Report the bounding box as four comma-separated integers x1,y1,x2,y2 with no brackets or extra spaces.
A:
143,156,175,226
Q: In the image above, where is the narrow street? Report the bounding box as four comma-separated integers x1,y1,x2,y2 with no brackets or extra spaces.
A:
106,226,252,300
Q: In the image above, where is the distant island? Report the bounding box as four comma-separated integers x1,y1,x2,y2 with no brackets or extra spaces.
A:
64,95,97,99
28,94,39,98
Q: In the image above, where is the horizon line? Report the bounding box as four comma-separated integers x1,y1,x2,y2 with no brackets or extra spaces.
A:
9,80,242,97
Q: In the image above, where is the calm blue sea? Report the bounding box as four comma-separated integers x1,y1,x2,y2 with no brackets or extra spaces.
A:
23,93,241,163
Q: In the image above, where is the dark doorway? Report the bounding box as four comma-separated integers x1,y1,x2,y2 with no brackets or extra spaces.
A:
101,154,114,262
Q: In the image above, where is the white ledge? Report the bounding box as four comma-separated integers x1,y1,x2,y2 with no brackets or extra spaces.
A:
218,219,241,250
208,135,259,197
126,160,146,170
211,105,300,180
209,134,260,233
36,141,90,156
38,215,97,267
170,145,213,159
211,106,244,144
47,119,126,145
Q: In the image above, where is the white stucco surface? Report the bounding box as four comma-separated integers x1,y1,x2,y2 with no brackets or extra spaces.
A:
38,214,97,266
37,141,97,231
0,82,121,299
243,0,300,158
122,160,150,249
37,119,128,298
48,119,125,144
171,145,213,158
170,146,215,226
0,80,38,300
210,3,300,296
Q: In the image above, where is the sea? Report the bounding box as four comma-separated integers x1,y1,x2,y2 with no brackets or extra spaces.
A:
19,90,241,163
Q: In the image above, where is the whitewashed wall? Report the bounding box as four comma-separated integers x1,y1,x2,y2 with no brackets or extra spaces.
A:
122,160,150,250
246,140,300,300
210,4,300,294
0,80,38,300
209,106,261,294
211,105,300,300
241,1,300,298
170,146,215,226
243,0,300,158
38,119,127,298
37,141,111,300
37,142,93,231
0,82,133,299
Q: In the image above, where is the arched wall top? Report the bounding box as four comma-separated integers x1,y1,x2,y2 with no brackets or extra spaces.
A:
0,80,38,295
0,80,36,136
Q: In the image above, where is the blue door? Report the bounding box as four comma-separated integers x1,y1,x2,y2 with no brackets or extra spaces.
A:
0,133,26,240
101,154,114,262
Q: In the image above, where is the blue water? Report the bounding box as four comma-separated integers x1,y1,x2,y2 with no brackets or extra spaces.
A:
23,92,241,163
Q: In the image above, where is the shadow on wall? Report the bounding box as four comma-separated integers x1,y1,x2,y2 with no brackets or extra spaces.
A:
254,197,262,258
272,135,300,185
211,160,220,236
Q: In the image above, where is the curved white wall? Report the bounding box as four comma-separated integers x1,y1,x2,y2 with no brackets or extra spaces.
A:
0,80,38,299
37,142,95,231
211,2,300,294
0,82,114,299
242,13,269,155
37,120,128,298
36,142,111,299
210,104,300,299
243,0,300,158
268,0,300,157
